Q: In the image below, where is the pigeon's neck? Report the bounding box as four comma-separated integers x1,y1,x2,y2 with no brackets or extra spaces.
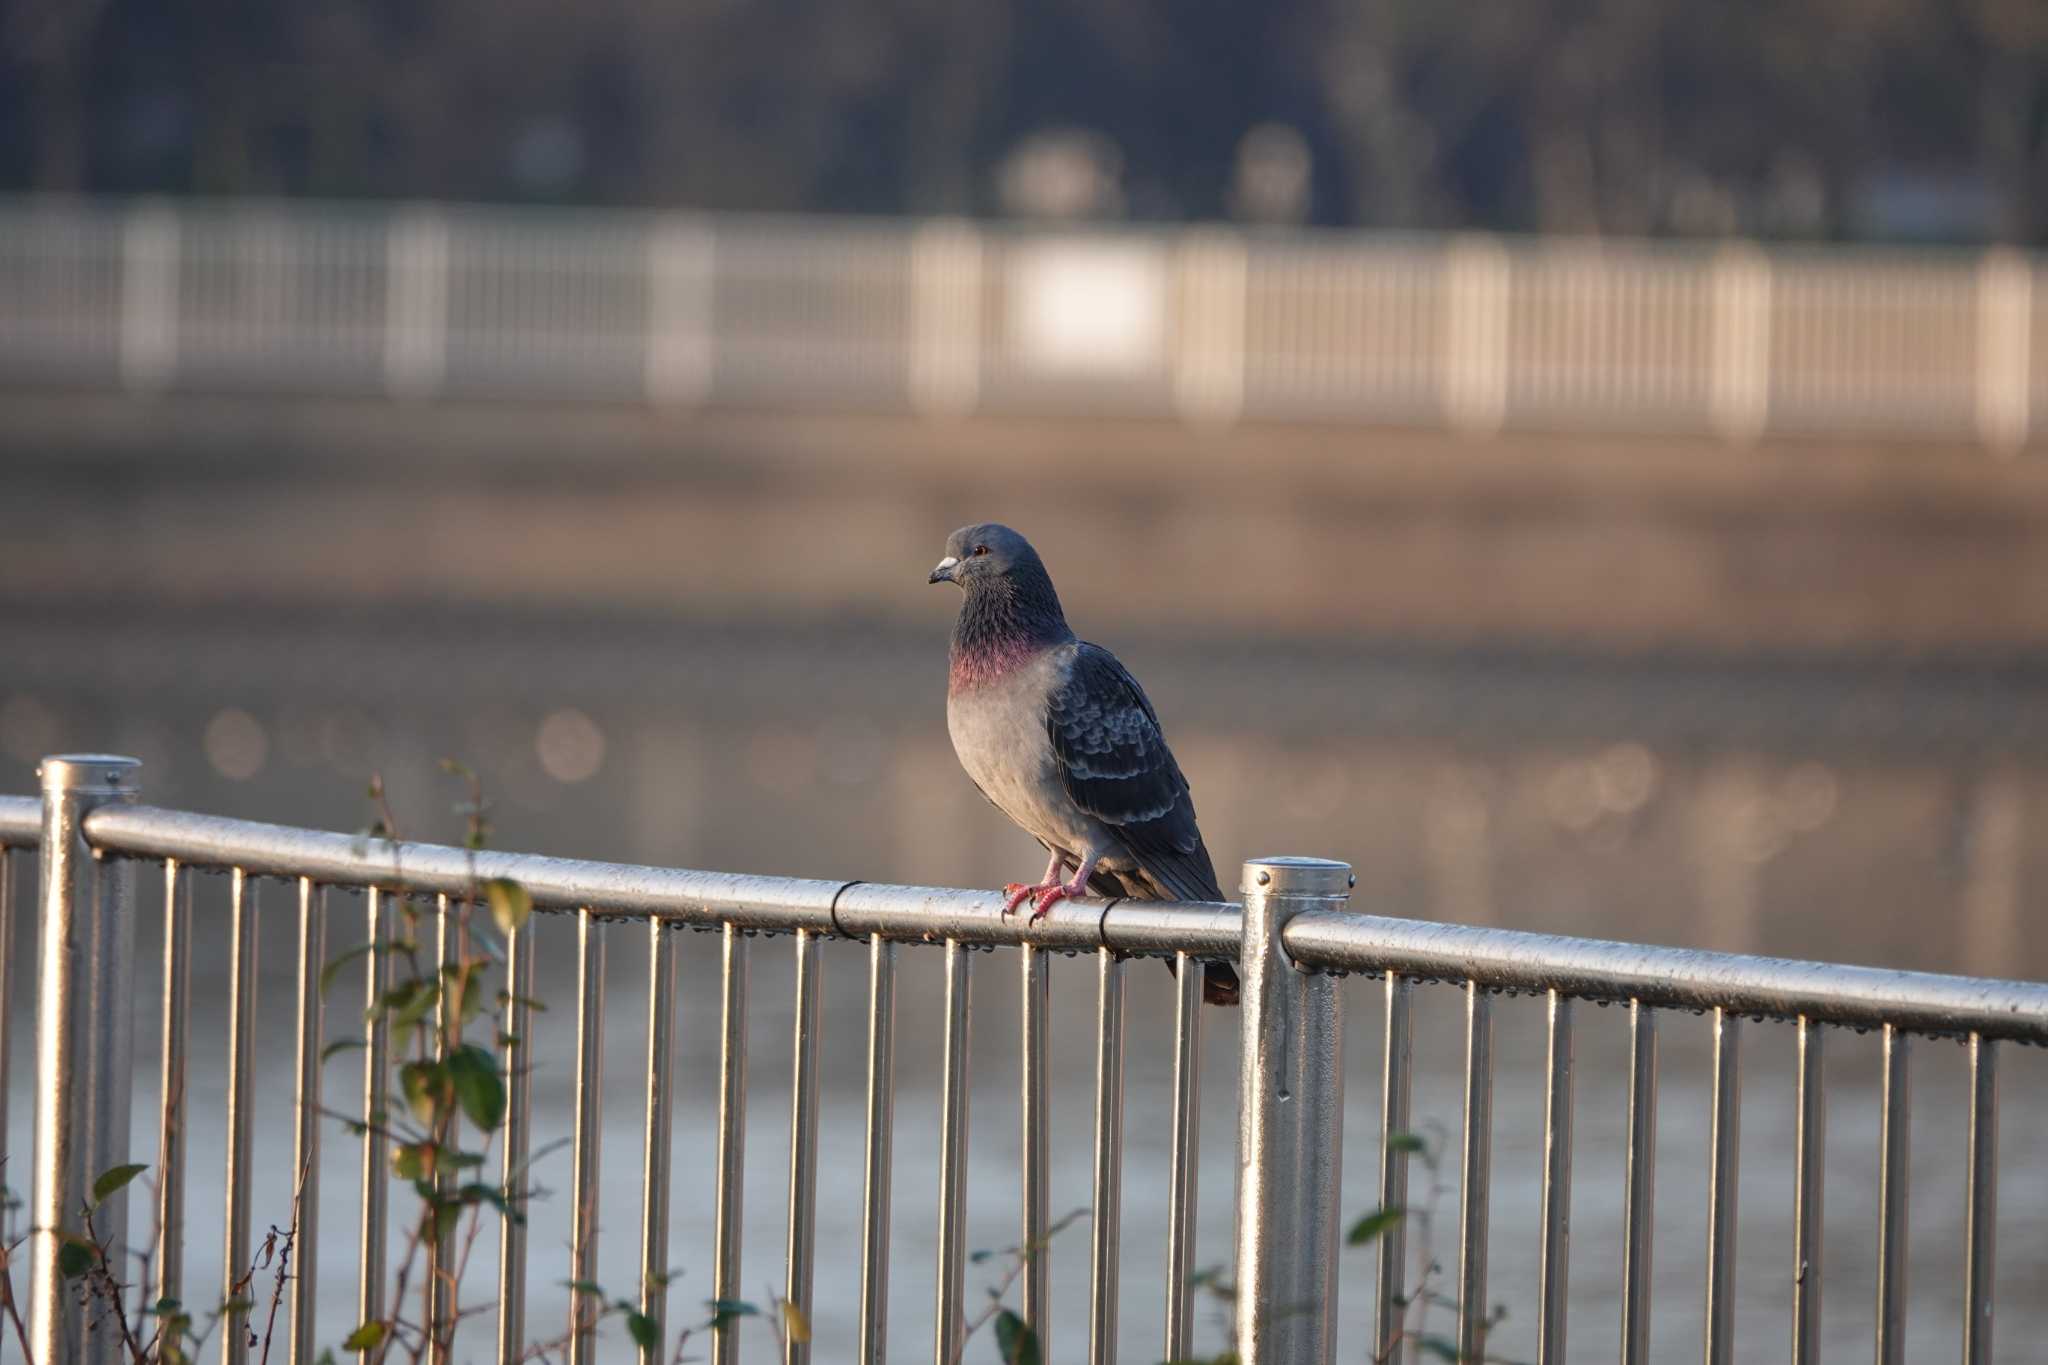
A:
950,571,1072,690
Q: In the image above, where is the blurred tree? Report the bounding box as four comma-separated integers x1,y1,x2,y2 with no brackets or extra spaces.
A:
0,0,2039,241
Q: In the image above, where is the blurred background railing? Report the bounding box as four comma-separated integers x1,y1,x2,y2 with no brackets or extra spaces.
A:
0,197,2038,448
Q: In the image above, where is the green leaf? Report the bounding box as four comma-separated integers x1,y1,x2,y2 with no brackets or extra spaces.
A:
487,879,533,937
400,1060,448,1124
320,944,376,997
625,1311,659,1350
992,1309,1041,1365
56,1235,97,1279
1346,1205,1406,1246
341,1320,387,1350
780,1299,811,1345
564,1280,606,1297
706,1298,759,1329
91,1163,148,1207
1386,1131,1428,1155
392,1143,427,1181
321,1039,367,1064
448,1044,507,1131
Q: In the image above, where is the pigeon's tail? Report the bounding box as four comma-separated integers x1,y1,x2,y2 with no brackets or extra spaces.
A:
1087,857,1241,1007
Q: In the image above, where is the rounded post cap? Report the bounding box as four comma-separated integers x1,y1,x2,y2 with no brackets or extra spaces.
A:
38,754,141,795
1241,856,1352,897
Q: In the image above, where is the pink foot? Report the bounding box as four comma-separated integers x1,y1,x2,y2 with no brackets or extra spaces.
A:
1028,883,1075,921
1002,881,1053,916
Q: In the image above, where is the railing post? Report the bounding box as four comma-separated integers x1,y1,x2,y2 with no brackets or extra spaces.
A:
29,755,141,1365
1235,856,1349,1365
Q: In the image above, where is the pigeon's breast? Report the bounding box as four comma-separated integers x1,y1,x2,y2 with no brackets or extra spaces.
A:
946,652,1103,855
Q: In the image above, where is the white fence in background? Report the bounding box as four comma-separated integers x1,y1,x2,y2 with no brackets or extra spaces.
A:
0,197,2039,447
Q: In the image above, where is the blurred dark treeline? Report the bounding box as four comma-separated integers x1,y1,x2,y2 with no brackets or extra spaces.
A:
4,0,2045,241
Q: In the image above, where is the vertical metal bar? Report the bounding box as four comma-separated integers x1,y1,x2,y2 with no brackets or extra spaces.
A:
358,888,390,1334
1456,982,1494,1365
425,892,455,1362
1874,1024,1909,1365
1537,991,1574,1365
1374,972,1414,1365
713,924,750,1365
1962,1033,1997,1365
221,869,258,1365
638,920,677,1363
932,939,972,1365
157,859,191,1308
1089,949,1127,1365
1620,1001,1658,1365
497,907,536,1362
30,754,139,1365
1019,944,1050,1344
858,934,895,1365
0,846,12,1228
1235,857,1349,1365
289,879,324,1365
1162,949,1203,1363
1704,1008,1741,1365
784,929,824,1365
567,909,606,1365
1791,1018,1824,1365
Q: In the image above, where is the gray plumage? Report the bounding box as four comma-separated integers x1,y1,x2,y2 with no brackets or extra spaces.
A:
930,522,1237,1004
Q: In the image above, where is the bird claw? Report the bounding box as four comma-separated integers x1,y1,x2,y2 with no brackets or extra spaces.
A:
1028,884,1074,921
1001,882,1039,917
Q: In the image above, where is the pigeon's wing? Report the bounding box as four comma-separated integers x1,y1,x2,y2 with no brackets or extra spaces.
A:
1046,643,1223,902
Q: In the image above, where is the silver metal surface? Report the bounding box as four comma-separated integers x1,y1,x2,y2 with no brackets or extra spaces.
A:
1791,1018,1823,1365
1704,1008,1740,1365
858,934,895,1365
71,801,2048,1043
568,909,605,1365
289,878,323,1365
1020,942,1050,1343
1537,991,1573,1365
1620,1001,1657,1365
1162,948,1202,1363
1875,1024,1910,1365
1089,949,1127,1365
1456,982,1494,1365
156,859,191,1308
1282,908,2048,1042
0,848,11,1250
0,795,36,845
497,908,536,1363
639,919,677,1363
1374,972,1413,1365
1234,857,1349,1365
221,869,257,1365
784,928,824,1365
713,923,750,1365
29,755,139,1365
933,939,972,1365
1963,1032,1997,1365
358,888,390,1333
425,892,455,1361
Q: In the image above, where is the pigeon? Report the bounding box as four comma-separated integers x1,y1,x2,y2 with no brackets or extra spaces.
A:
929,522,1239,1005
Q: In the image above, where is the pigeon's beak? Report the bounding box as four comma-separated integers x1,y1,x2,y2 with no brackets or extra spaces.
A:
928,555,961,585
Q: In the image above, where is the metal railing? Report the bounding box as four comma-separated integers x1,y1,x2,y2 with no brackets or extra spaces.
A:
3,755,2048,1364
0,197,2042,447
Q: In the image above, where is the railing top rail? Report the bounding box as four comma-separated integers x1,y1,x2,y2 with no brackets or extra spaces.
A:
1286,910,2048,1044
9,794,2039,1042
0,795,36,845
77,802,1239,956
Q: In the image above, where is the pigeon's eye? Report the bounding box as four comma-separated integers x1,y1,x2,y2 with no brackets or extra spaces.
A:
972,544,990,556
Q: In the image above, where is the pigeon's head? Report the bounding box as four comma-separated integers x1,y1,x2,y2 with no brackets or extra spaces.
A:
928,523,1043,589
